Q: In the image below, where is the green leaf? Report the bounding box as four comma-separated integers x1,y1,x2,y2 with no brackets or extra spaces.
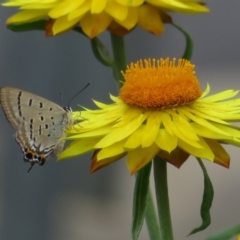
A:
171,23,193,60
132,162,152,240
7,21,47,32
91,37,114,67
207,224,240,240
189,158,214,235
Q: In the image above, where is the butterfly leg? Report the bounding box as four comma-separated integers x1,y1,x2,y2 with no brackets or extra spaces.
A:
27,162,34,173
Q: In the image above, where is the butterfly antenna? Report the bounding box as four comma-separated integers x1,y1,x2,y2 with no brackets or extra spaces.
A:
59,91,64,108
27,163,34,173
66,82,91,106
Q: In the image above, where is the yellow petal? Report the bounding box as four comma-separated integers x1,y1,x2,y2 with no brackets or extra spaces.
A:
142,111,161,147
191,103,240,121
168,109,199,141
80,11,112,38
58,137,101,160
49,0,85,18
193,101,240,112
178,107,230,136
105,0,128,21
171,119,202,148
155,128,177,153
95,112,148,148
76,110,120,131
204,139,230,168
222,139,240,147
199,83,210,99
97,139,126,160
137,3,164,35
116,0,144,6
160,112,173,135
190,122,238,140
113,107,143,127
126,144,160,174
110,94,121,103
124,125,144,149
220,99,240,108
91,150,126,173
217,124,240,138
146,0,209,13
66,124,111,138
92,99,110,109
91,0,107,13
52,15,80,35
4,0,57,7
115,7,137,29
188,105,230,125
68,1,90,20
7,10,48,24
21,3,57,9
198,90,239,103
178,137,214,161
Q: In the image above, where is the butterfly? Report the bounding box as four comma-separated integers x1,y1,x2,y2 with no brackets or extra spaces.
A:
0,86,74,172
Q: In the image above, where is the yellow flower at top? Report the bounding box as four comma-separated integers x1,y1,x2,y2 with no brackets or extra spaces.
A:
59,58,240,174
4,0,209,38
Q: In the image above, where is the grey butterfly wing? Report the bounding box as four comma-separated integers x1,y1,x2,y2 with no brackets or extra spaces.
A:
15,113,68,157
0,86,73,169
0,86,65,129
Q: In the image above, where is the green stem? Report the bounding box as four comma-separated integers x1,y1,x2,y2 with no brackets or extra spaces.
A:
111,33,160,239
171,23,193,60
110,33,127,86
153,157,173,240
145,190,161,240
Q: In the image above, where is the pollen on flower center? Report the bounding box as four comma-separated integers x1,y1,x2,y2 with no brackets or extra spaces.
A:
120,58,202,109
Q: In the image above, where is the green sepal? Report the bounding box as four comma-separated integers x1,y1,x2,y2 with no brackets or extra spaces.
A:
132,162,152,240
189,158,214,235
172,23,193,60
7,20,47,32
207,224,240,240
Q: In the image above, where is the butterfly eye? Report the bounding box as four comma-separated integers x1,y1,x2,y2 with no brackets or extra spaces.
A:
25,152,33,160
63,106,72,112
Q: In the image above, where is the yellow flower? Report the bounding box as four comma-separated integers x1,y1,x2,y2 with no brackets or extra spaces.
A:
59,58,240,174
4,0,209,38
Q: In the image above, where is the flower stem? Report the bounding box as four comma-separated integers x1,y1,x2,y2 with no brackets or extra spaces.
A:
110,33,160,239
110,33,127,85
171,23,193,60
145,190,161,240
153,156,174,240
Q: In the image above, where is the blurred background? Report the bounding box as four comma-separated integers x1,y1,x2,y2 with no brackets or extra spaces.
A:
0,1,240,239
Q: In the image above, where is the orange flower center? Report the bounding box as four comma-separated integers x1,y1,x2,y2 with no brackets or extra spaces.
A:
120,58,202,109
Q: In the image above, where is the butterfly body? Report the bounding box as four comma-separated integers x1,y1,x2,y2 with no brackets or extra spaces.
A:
0,86,74,171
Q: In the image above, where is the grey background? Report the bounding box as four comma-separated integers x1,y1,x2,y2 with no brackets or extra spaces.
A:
0,1,240,239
